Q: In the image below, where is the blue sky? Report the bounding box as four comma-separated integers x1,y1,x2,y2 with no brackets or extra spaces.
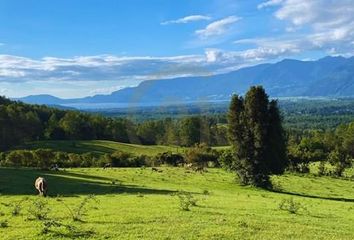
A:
1,0,354,98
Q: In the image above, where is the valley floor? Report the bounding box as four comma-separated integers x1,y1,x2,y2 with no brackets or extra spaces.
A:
0,167,354,239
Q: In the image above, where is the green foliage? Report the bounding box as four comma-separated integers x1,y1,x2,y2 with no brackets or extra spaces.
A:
287,121,354,175
27,198,50,220
10,197,28,216
278,198,306,214
40,219,94,238
175,191,197,211
0,97,228,153
154,152,185,166
61,195,98,222
184,143,219,169
227,86,287,187
218,149,235,171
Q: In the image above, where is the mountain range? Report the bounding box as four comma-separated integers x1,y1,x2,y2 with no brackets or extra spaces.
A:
17,56,354,109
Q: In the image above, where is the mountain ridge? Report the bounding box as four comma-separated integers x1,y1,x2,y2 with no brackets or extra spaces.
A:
15,56,354,108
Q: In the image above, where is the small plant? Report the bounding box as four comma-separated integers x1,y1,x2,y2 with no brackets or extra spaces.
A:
175,191,198,211
0,219,8,228
62,195,98,222
28,198,50,220
202,190,210,195
40,219,94,238
278,198,306,214
11,197,28,216
41,219,62,235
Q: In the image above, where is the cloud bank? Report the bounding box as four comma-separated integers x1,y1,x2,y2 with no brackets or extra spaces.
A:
253,0,354,55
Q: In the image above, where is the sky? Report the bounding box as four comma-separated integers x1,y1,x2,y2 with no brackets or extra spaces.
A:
0,0,354,98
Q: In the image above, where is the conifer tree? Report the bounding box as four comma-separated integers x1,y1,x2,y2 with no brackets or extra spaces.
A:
227,86,287,187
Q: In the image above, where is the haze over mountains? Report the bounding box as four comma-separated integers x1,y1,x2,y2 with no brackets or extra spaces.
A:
18,56,354,109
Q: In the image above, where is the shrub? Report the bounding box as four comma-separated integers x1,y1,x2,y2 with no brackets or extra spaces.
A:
40,219,94,238
184,143,218,169
110,151,132,167
54,151,69,167
327,150,351,177
317,161,326,176
175,191,197,211
154,152,185,166
33,149,55,170
28,198,50,220
218,149,235,171
61,195,98,222
11,197,28,216
5,150,32,167
278,198,306,214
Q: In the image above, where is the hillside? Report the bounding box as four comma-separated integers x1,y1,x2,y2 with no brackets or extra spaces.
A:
16,140,184,156
1,167,354,239
17,56,354,108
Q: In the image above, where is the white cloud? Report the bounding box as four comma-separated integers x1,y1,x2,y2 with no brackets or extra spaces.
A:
0,47,282,97
161,15,211,25
254,0,354,56
195,16,241,39
257,0,283,9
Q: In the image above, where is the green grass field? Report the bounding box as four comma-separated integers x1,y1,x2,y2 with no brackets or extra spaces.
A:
17,140,185,156
0,167,354,240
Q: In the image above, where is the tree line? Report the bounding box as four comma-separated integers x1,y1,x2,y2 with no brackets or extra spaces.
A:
0,96,228,151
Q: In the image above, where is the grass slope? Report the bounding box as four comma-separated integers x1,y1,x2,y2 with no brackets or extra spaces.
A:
17,140,184,156
0,167,353,239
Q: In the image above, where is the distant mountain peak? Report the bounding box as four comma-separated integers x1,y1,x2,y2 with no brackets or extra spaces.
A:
17,56,354,109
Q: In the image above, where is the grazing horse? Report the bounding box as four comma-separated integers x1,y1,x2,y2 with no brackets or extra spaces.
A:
35,177,48,197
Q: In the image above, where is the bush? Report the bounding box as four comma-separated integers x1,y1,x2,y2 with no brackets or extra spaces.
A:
5,150,33,167
185,143,218,169
154,152,185,166
33,149,55,169
317,161,326,176
28,198,50,220
175,191,198,211
61,195,98,222
327,150,351,177
278,198,306,214
1,149,153,168
218,149,235,171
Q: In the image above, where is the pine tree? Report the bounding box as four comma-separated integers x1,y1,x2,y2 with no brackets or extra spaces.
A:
227,86,287,187
266,100,288,174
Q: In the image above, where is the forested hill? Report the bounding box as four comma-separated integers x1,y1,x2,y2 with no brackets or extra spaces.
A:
18,56,354,108
0,96,229,151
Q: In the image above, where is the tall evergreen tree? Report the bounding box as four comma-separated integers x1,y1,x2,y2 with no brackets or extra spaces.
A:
228,86,287,187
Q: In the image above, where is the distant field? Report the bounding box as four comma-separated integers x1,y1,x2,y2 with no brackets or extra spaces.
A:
16,140,229,156
0,167,353,239
17,140,185,156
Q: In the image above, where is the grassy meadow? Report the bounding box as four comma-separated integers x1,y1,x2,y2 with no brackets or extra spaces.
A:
17,140,185,156
0,166,354,240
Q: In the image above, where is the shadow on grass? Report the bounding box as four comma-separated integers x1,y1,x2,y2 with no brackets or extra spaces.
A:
0,168,176,196
270,189,354,203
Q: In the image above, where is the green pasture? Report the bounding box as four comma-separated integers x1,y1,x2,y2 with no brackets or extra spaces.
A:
0,167,353,239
